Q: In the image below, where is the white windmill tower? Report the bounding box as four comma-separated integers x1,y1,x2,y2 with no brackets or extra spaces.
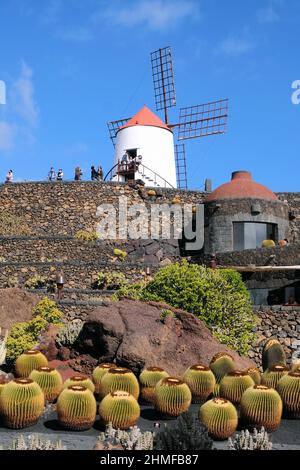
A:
106,47,229,189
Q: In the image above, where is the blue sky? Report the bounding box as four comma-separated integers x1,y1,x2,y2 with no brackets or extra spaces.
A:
0,0,299,191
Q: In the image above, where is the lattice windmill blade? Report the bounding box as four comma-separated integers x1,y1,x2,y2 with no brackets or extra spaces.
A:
107,117,131,147
176,98,229,141
175,143,188,190
150,46,176,124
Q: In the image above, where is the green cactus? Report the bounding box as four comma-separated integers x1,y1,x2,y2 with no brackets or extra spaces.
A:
15,350,48,378
246,367,261,385
99,390,140,430
276,371,300,418
99,367,140,400
154,377,192,418
62,375,95,394
209,352,235,384
92,363,116,396
183,364,216,404
29,367,63,402
220,371,254,404
262,339,286,372
0,376,10,395
199,398,238,440
261,365,290,389
139,367,169,404
57,385,97,431
240,385,283,432
0,378,44,429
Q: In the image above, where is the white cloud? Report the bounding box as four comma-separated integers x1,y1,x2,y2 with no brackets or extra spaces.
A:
0,122,15,151
12,61,39,126
103,0,200,30
216,35,256,57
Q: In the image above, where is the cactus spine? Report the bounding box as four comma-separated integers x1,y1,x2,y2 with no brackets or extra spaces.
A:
276,371,300,418
63,375,95,394
209,353,235,384
199,398,238,440
15,350,48,378
246,367,261,385
57,385,97,431
240,385,282,432
220,371,254,404
29,367,63,402
0,378,44,429
92,363,116,396
262,339,286,371
99,367,140,400
261,365,289,389
154,377,192,417
183,364,216,404
139,367,169,404
99,390,140,430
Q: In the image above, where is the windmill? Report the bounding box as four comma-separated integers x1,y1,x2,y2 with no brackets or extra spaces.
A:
106,46,228,189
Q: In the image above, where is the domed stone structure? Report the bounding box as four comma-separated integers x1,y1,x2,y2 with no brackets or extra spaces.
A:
205,171,289,253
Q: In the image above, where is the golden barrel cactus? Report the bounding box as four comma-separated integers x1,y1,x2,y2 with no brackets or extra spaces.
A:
29,367,63,402
139,367,169,404
220,371,254,404
15,350,48,378
183,364,216,403
99,390,140,430
92,363,116,396
154,377,192,418
99,367,139,400
276,371,300,418
240,385,282,432
57,385,97,431
199,398,238,440
63,375,95,394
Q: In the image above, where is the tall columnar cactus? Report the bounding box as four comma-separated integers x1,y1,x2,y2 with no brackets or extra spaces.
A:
15,350,48,378
262,339,286,372
220,371,254,404
209,353,235,384
0,378,44,429
63,375,95,394
139,367,169,404
99,367,140,400
240,385,283,432
199,398,238,440
261,365,290,389
99,390,140,430
276,371,300,418
29,367,63,402
183,364,216,404
154,377,192,418
92,363,116,397
246,367,261,385
57,385,97,431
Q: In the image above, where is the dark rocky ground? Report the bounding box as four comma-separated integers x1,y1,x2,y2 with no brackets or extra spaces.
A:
0,404,299,451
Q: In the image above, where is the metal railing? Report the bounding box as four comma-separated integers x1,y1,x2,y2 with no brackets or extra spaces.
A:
104,161,174,188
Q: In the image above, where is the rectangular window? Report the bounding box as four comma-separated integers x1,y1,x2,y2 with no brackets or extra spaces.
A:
233,222,277,251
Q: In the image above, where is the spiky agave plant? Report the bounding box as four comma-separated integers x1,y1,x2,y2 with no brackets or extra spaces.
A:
92,363,116,397
183,364,216,404
57,385,97,431
15,350,48,378
240,385,282,432
62,375,95,394
219,371,254,404
246,367,261,385
199,398,238,440
209,353,235,384
139,367,169,404
261,365,290,389
276,371,300,418
29,367,63,402
99,367,140,400
0,378,44,429
262,339,286,372
154,377,191,418
99,390,140,430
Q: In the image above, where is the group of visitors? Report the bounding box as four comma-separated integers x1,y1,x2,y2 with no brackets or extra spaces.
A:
47,165,103,182
48,167,64,181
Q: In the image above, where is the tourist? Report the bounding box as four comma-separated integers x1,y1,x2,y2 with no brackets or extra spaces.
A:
91,166,98,181
57,169,64,181
74,166,82,181
97,165,103,181
5,169,13,183
48,167,56,181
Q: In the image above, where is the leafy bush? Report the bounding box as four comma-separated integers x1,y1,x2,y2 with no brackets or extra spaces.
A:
115,260,255,355
113,248,127,261
155,411,213,450
75,230,99,242
6,297,64,362
93,271,128,290
24,275,48,290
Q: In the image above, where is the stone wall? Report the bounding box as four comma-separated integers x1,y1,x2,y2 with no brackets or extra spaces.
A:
277,192,300,243
250,305,300,368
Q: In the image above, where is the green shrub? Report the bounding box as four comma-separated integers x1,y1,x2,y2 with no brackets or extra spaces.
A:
115,260,255,355
75,230,99,242
32,297,63,324
113,248,127,261
93,271,127,290
24,275,48,290
160,309,176,320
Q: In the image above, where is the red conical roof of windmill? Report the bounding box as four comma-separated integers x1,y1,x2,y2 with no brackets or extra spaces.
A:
118,105,170,131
